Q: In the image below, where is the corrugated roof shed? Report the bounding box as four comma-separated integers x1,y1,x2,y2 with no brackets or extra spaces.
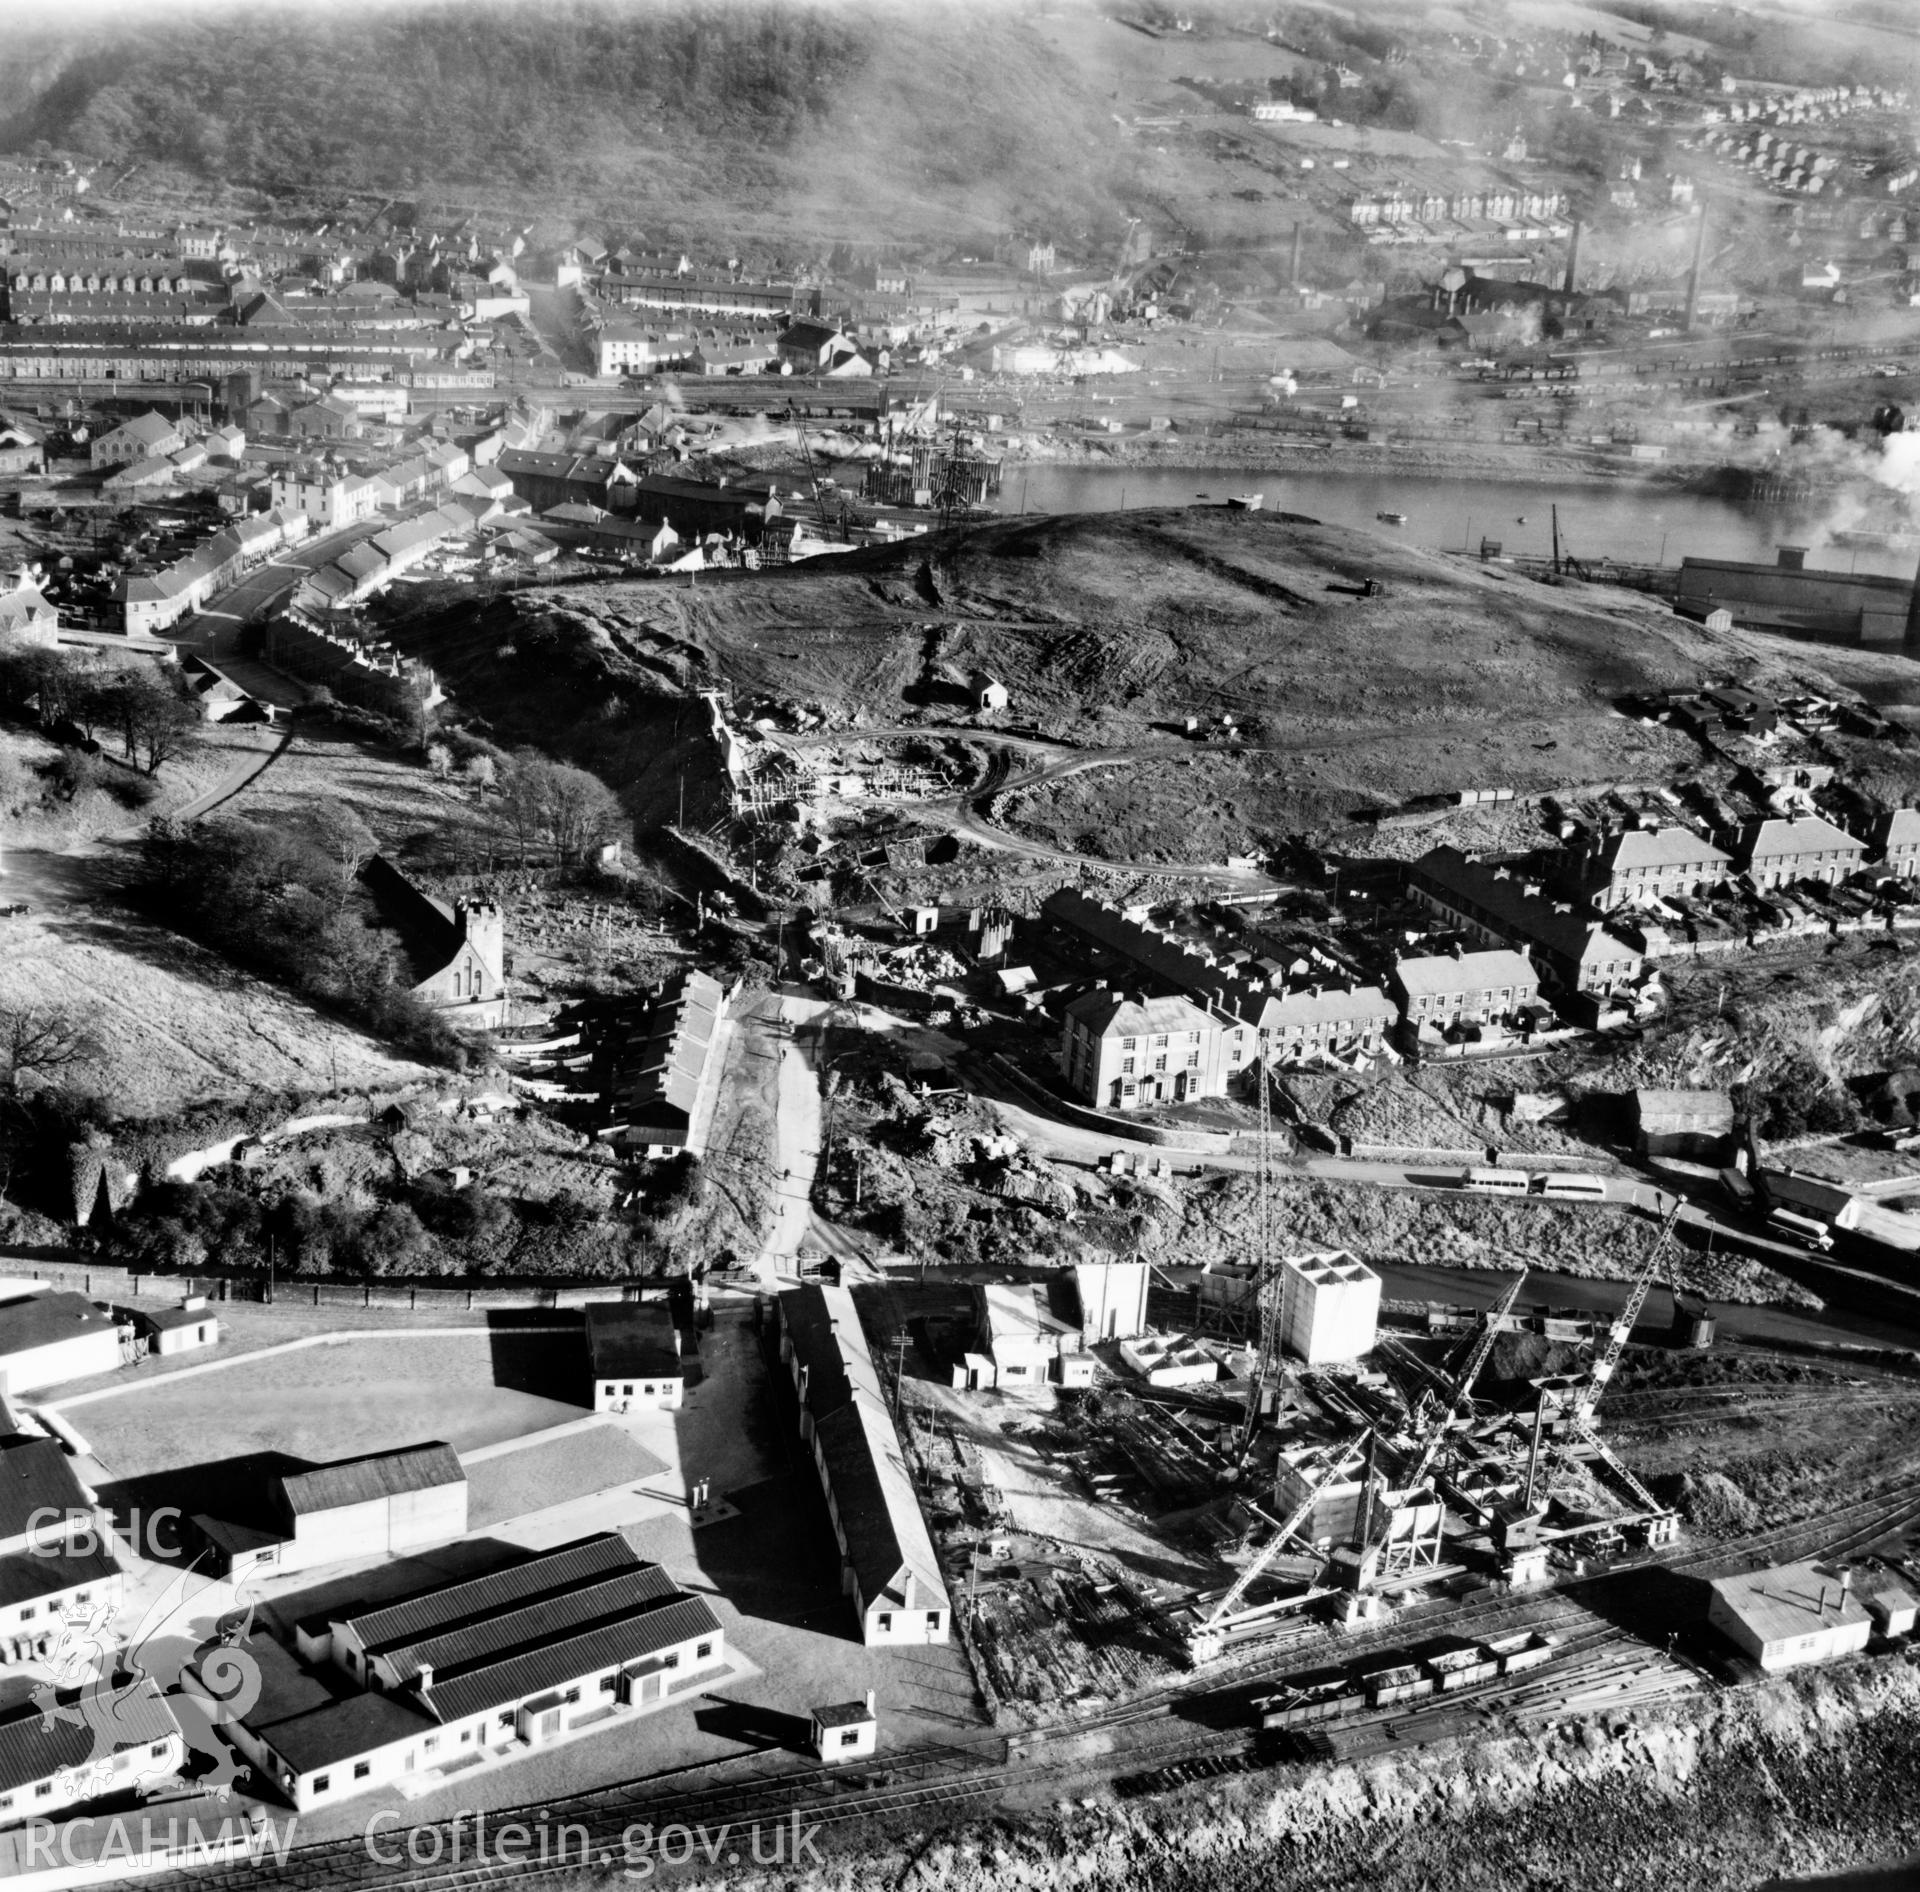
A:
427,1593,721,1722
0,1678,176,1795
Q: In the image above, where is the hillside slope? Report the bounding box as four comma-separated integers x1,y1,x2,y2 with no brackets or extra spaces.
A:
381,506,1875,866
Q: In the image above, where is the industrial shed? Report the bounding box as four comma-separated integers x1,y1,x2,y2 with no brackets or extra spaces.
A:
190,1442,468,1580
1706,1561,1873,1671
0,1290,129,1393
229,1533,722,1811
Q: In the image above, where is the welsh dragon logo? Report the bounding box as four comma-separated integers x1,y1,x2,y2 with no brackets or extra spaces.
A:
31,1561,263,1805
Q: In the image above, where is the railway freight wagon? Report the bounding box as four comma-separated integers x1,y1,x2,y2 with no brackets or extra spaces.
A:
1255,1630,1560,1732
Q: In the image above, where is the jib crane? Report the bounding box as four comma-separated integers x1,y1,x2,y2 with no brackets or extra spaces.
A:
1187,1428,1374,1664
1336,1269,1531,1594
1570,1204,1681,1430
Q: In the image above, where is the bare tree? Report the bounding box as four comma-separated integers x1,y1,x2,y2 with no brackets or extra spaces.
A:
302,804,379,910
0,1005,100,1096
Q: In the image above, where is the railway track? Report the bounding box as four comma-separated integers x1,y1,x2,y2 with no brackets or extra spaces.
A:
147,1487,1920,1892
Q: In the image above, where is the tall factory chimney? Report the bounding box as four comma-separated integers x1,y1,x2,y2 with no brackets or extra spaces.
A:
1684,201,1709,330
1562,221,1583,295
1289,220,1303,287
1906,550,1920,649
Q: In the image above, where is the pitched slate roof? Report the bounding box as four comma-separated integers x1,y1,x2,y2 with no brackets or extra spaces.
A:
1392,948,1537,998
1738,814,1864,862
277,1442,463,1518
1062,989,1215,1040
0,1544,120,1610
1600,825,1731,872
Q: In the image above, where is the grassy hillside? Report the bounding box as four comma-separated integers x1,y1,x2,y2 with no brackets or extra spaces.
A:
379,507,1881,866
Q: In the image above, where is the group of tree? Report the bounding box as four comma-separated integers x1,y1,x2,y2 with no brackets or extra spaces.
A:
0,647,197,775
140,812,474,1068
102,1173,662,1281
491,752,627,868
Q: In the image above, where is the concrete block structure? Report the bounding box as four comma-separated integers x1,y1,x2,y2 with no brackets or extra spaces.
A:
1707,1561,1872,1671
964,1282,1078,1388
191,1442,467,1580
585,1300,689,1411
232,1533,722,1811
1278,1252,1381,1365
811,1693,878,1764
1072,1260,1150,1344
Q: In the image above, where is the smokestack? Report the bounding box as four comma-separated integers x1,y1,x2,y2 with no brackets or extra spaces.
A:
1290,220,1303,287
1562,221,1582,295
1684,201,1709,330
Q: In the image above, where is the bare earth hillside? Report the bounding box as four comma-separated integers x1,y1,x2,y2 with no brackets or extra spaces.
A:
383,507,1869,865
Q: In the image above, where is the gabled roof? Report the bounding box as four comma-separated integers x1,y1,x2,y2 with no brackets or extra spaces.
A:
276,1442,462,1519
584,1302,684,1381
337,1533,638,1661
1392,948,1537,997
1739,814,1864,859
1600,825,1730,871
0,1678,176,1795
1062,989,1215,1040
0,1291,120,1363
379,1565,679,1686
103,410,179,450
428,1592,720,1723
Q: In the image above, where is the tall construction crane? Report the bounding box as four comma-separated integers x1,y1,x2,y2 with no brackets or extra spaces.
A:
1234,1027,1283,1465
1570,1205,1681,1430
1187,1428,1373,1664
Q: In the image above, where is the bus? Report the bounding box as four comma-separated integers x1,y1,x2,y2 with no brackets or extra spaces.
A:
1461,1166,1530,1195
1535,1172,1608,1201
1767,1208,1834,1252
